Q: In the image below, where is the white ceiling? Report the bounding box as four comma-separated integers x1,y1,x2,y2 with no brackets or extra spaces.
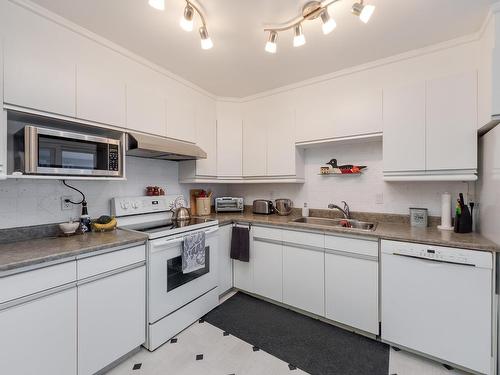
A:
31,0,495,97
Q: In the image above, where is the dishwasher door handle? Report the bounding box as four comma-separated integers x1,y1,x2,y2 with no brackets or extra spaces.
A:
392,252,476,267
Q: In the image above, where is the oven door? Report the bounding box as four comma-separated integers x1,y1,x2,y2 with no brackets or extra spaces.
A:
148,226,218,323
25,126,122,176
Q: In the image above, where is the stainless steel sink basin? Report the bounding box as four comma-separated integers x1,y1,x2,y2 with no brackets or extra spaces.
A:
291,217,377,231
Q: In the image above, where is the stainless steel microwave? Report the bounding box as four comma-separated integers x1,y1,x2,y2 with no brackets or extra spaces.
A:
14,126,123,177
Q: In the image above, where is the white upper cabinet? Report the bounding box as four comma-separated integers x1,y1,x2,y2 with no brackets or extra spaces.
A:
330,86,383,139
296,80,383,143
383,82,426,172
242,101,267,176
3,2,76,116
267,105,297,176
383,71,478,180
194,94,217,176
126,80,167,136
76,44,126,127
242,96,300,178
216,101,243,177
166,82,197,143
426,71,477,171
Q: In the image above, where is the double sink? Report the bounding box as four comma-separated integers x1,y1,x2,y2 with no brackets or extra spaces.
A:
290,217,377,231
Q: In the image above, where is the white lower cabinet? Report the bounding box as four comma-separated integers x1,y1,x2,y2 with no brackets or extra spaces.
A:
218,225,233,295
78,266,146,375
233,241,254,293
232,226,381,336
0,287,77,375
253,236,283,302
282,231,325,316
324,235,379,335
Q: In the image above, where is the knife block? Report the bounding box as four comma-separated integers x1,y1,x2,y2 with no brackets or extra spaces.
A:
454,206,473,234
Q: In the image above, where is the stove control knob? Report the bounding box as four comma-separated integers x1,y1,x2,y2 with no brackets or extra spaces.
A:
131,201,139,209
121,201,130,210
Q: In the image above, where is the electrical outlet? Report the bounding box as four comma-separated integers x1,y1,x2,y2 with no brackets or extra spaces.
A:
375,193,384,205
61,196,73,211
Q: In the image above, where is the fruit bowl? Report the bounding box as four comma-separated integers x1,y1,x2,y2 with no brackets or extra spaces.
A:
91,216,117,232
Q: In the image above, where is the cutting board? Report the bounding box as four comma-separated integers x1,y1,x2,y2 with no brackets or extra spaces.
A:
189,189,202,215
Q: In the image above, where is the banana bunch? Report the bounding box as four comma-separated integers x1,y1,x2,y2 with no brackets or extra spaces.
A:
91,215,117,232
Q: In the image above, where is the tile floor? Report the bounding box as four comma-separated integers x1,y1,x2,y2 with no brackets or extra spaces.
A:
106,321,472,375
106,292,471,375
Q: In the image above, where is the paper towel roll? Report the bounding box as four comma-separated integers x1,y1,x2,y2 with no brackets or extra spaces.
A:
438,192,453,230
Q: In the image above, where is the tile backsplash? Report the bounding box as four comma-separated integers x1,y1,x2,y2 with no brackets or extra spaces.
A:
0,141,475,229
228,141,474,217
0,157,227,229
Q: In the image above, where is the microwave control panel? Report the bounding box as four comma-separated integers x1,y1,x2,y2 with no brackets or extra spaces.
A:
108,144,120,171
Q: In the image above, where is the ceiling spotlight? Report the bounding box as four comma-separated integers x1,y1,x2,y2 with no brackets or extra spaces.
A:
293,24,305,47
320,9,336,35
148,0,165,11
265,31,278,54
199,26,213,50
352,1,375,23
180,4,194,32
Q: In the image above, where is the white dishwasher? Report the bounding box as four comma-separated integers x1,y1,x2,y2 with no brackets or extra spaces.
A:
381,240,494,375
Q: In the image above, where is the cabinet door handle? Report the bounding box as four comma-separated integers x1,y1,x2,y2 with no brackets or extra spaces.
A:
77,261,145,286
325,248,378,261
0,282,77,311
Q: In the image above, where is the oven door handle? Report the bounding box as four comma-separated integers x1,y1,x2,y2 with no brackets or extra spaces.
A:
150,237,184,253
204,227,219,235
150,226,219,254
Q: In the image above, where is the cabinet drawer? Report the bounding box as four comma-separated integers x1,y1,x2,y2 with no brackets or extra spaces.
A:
252,226,282,241
282,230,324,249
78,245,145,280
0,261,76,304
325,235,378,258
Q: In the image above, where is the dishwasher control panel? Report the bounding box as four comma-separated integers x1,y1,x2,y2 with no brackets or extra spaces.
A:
381,240,493,269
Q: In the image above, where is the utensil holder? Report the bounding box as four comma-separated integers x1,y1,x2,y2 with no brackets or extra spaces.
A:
196,197,211,216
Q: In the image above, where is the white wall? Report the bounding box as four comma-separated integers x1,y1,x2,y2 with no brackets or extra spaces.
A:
228,141,472,216
0,157,227,229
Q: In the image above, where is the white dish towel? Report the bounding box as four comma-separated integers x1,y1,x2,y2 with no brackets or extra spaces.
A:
182,231,206,274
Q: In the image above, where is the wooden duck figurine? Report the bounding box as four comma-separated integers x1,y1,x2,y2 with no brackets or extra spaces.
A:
326,159,367,173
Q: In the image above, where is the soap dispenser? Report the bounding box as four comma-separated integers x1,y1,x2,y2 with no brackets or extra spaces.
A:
302,203,309,217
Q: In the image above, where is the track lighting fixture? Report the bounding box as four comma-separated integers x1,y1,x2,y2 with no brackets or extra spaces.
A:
148,0,165,11
293,24,306,47
352,0,375,23
264,0,376,54
199,26,213,50
180,4,194,32
320,9,336,35
265,31,278,54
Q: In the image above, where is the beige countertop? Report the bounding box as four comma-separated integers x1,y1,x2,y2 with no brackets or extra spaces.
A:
204,211,499,252
0,229,148,273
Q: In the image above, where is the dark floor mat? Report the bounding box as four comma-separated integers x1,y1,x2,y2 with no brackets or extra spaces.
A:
204,292,389,375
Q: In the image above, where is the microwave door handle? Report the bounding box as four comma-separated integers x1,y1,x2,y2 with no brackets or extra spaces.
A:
25,126,38,173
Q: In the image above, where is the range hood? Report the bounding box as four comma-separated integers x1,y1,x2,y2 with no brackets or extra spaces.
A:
126,132,207,160
478,114,500,136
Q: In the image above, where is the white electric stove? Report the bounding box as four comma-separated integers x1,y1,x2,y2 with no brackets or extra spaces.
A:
112,195,219,351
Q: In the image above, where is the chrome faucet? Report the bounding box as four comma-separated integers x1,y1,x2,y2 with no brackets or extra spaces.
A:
328,201,351,219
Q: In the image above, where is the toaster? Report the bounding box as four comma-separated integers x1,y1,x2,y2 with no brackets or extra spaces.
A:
253,199,275,215
215,197,244,212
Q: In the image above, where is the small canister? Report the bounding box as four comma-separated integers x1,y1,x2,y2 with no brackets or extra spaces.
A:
410,207,428,227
